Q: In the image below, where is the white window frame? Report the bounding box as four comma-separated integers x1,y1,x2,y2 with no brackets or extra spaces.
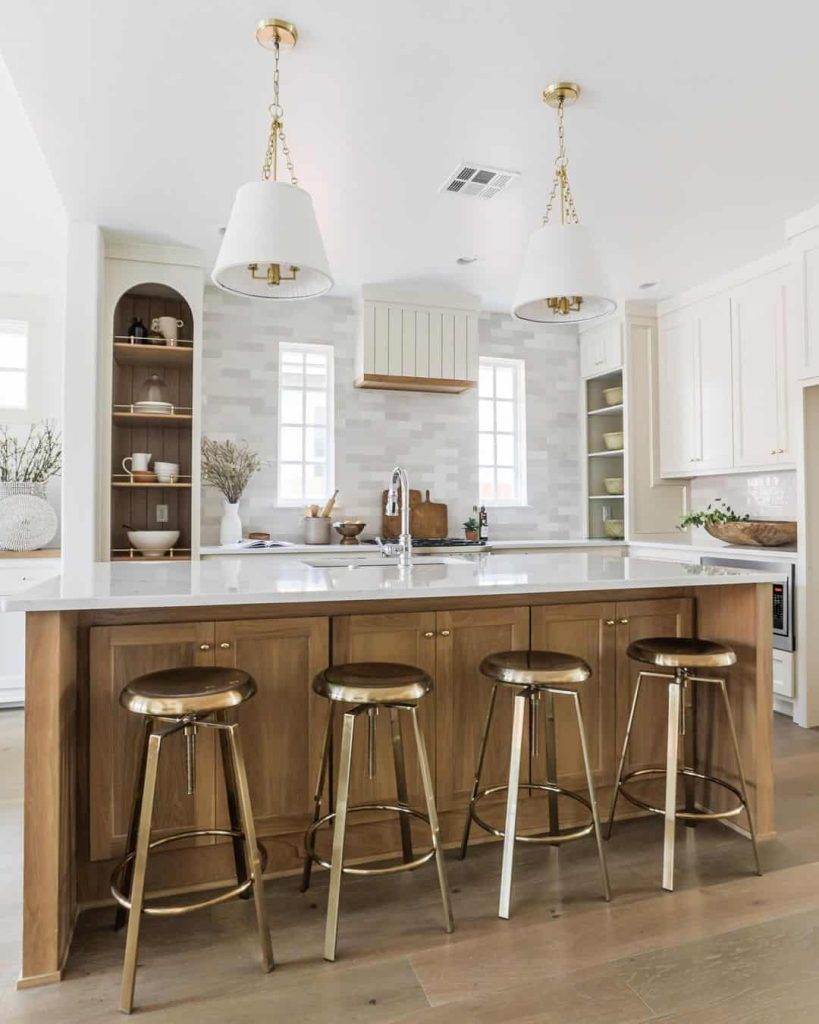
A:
0,319,29,412
276,341,335,506
478,355,528,507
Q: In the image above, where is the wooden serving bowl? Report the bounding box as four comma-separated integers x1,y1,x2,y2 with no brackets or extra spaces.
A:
705,520,797,547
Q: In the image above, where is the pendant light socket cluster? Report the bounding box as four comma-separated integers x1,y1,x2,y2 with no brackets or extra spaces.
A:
212,17,333,301
512,81,615,325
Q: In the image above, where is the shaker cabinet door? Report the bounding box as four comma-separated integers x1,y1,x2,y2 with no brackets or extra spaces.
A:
658,310,698,476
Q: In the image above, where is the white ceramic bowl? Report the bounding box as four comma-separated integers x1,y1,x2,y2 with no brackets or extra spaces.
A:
603,386,623,406
604,477,624,495
603,431,624,451
127,530,180,558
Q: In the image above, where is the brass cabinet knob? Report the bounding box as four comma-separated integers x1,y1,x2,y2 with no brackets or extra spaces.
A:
605,619,615,626
219,642,231,650
619,618,629,625
439,629,451,637
423,631,435,638
199,643,211,651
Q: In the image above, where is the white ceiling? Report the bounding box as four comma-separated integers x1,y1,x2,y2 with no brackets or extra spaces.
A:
2,0,819,309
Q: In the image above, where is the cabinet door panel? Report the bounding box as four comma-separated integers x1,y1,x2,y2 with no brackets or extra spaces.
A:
696,297,734,471
331,612,437,808
88,622,216,862
435,607,529,812
213,617,329,836
731,270,788,468
658,311,697,475
614,597,694,779
530,602,617,791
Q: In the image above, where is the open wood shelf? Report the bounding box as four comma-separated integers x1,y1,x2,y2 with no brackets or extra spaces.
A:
587,404,623,416
588,449,624,457
111,481,192,489
113,341,193,367
588,494,625,500
112,410,193,428
110,548,191,561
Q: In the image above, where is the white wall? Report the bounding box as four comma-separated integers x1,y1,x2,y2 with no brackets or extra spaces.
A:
201,288,584,544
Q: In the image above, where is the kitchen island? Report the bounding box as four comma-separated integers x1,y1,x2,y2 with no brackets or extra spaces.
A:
4,551,781,988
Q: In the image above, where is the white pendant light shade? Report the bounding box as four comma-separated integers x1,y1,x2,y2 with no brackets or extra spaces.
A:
512,223,615,324
212,180,333,299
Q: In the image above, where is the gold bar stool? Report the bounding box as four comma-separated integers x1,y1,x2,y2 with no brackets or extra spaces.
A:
302,662,454,962
460,651,611,920
112,666,274,1014
607,637,762,891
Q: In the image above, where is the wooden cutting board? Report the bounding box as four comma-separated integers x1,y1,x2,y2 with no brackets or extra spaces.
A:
381,489,422,538
380,489,448,539
414,490,448,539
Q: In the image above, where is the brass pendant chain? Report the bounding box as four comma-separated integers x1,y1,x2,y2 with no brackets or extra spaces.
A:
261,34,298,185
542,97,580,226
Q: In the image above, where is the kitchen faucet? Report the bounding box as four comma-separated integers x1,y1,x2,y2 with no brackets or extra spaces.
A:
379,466,412,567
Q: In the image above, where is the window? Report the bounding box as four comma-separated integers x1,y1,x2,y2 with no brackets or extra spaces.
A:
478,356,527,505
0,320,28,410
277,342,335,505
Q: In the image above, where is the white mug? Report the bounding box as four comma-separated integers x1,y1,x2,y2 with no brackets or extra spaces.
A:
154,461,180,483
122,453,151,475
151,316,184,345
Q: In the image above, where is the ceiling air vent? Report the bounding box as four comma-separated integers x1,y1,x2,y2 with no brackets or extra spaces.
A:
439,162,520,199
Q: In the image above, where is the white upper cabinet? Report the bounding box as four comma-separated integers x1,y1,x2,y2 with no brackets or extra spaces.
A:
579,320,623,379
356,285,479,394
730,265,795,469
658,296,732,476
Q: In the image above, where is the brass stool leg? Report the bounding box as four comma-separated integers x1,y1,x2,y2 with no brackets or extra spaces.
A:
216,710,249,899
459,682,498,859
324,708,356,962
572,691,611,901
114,718,152,932
390,707,414,864
607,672,644,839
716,677,763,876
682,678,698,827
499,691,527,920
302,702,335,893
225,722,274,972
662,675,683,892
120,729,163,1014
410,704,454,934
543,691,560,835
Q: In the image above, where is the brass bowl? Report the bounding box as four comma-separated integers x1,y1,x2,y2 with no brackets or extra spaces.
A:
333,521,366,545
705,521,797,547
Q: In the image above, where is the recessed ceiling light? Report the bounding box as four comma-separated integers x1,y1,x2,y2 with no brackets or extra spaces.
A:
456,256,479,265
639,281,658,290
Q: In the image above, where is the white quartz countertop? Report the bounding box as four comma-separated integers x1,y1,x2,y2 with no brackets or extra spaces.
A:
200,539,624,556
627,540,799,562
0,552,787,613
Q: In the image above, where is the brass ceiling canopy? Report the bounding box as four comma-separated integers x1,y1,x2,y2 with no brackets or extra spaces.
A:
542,82,580,108
256,18,298,50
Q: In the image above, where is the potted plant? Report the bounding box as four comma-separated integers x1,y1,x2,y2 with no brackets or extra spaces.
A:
201,438,262,545
0,421,62,551
462,514,480,542
678,498,794,547
678,498,749,532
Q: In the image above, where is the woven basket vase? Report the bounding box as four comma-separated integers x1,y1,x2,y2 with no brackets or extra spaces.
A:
0,482,58,551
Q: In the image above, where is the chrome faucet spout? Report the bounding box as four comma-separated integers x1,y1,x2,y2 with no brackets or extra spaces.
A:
385,466,412,567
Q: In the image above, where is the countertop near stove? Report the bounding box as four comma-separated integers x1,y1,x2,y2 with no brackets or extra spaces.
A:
199,538,625,556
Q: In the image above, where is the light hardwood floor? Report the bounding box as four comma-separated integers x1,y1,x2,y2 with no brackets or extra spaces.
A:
2,708,819,1022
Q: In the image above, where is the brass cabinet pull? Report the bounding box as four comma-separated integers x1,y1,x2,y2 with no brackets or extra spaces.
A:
605,619,615,626
439,629,451,637
423,631,435,638
619,618,629,625
199,643,211,651
219,642,231,650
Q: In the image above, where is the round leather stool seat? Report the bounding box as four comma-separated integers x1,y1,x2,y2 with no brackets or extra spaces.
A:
627,637,737,670
120,666,256,717
313,662,432,704
480,650,591,687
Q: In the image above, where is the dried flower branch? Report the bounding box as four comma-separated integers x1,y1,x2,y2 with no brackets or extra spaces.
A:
0,421,62,482
201,438,262,504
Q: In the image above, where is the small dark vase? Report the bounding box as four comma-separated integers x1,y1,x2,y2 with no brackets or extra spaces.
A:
128,317,148,344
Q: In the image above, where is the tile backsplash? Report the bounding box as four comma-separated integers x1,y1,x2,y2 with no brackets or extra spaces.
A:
201,288,584,544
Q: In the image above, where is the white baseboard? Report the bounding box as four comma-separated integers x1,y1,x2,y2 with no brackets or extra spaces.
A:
0,674,24,707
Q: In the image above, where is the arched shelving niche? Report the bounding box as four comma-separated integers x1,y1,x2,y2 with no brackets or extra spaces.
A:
109,282,195,560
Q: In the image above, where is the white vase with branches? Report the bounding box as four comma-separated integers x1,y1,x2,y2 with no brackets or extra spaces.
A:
201,438,262,545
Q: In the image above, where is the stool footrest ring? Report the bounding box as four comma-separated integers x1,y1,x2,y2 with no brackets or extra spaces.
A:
618,768,746,820
305,802,435,875
111,828,268,915
470,783,595,844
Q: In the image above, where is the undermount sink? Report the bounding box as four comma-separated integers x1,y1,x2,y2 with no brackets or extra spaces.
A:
302,555,471,569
